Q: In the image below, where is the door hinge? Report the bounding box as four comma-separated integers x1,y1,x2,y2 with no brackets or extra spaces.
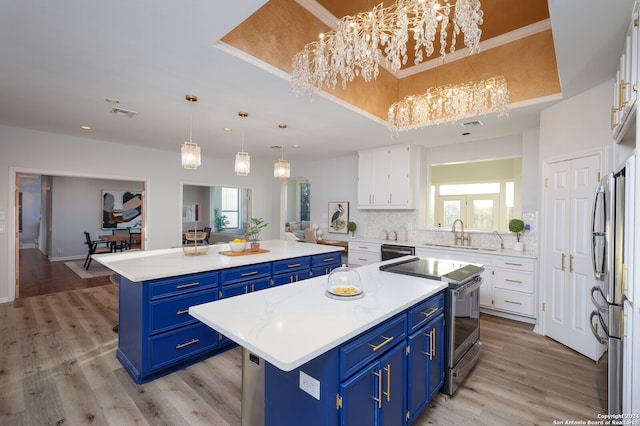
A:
336,394,343,409
406,345,410,355
542,302,546,312
597,172,601,182
406,411,411,421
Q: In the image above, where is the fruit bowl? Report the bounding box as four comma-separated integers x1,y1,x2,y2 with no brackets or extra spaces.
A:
229,241,247,252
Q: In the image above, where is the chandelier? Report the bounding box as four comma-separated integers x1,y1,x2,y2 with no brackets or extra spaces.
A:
234,112,250,176
274,125,290,180
181,94,201,170
292,0,483,95
387,75,509,131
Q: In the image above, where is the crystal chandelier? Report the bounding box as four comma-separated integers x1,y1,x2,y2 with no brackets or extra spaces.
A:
292,0,483,95
387,75,509,131
234,112,250,176
181,94,201,170
274,124,290,180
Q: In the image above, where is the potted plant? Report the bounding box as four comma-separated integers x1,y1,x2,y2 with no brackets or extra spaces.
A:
509,219,525,251
347,221,357,238
214,208,230,232
246,217,269,251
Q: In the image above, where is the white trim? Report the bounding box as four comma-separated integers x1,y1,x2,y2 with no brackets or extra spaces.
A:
294,0,338,28
7,166,150,303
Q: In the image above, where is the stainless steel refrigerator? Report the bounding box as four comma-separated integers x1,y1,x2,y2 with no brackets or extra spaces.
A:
590,167,626,414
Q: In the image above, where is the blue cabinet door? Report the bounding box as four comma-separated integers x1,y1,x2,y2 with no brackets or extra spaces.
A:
339,342,405,426
427,313,445,401
407,328,428,420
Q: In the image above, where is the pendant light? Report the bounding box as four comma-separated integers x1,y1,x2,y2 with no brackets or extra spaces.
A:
234,111,250,176
274,124,290,180
181,94,201,170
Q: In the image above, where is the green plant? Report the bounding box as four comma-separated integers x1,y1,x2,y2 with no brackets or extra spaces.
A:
347,221,357,235
214,208,230,232
246,217,269,242
508,219,525,242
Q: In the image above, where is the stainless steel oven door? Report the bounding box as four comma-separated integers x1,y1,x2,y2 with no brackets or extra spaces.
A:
449,277,482,366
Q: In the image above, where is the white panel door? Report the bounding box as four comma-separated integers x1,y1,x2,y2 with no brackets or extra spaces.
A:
544,154,606,361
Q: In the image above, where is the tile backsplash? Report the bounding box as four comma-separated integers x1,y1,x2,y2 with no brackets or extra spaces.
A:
359,210,538,254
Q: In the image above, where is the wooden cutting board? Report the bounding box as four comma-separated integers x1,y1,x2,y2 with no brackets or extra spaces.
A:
219,249,270,256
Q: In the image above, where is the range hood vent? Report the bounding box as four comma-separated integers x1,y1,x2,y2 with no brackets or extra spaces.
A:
461,120,483,128
110,107,137,118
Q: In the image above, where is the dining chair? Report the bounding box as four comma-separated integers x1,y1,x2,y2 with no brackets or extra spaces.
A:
83,232,111,270
112,228,131,251
203,227,212,244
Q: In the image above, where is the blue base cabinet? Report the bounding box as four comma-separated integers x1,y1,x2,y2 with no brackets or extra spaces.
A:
264,290,445,426
311,252,342,277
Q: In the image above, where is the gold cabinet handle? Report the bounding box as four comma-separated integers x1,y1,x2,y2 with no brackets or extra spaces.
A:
612,106,618,130
421,307,438,318
505,279,523,284
570,254,574,273
177,282,199,289
244,285,249,294
561,253,566,271
251,283,255,292
288,263,302,268
505,262,523,267
176,338,199,349
241,271,258,277
383,364,391,402
372,370,382,408
368,335,394,352
504,300,523,305
176,309,189,315
620,79,628,107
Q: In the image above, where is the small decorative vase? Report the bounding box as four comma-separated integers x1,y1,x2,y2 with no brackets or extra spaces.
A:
250,242,260,252
513,242,524,252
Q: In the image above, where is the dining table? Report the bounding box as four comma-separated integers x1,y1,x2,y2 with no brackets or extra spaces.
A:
99,233,132,252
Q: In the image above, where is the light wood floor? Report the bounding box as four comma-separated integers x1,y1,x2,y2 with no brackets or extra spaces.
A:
4,251,607,424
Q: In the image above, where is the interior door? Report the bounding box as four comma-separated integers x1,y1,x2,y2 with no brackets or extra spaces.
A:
543,154,606,361
14,174,20,298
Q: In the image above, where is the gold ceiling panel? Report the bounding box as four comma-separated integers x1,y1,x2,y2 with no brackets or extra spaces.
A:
222,0,560,122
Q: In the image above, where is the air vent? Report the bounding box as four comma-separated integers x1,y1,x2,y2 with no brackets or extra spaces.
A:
110,107,137,118
461,120,483,128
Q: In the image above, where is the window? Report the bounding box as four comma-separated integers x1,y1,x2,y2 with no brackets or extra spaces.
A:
221,187,239,229
300,182,310,221
434,182,511,230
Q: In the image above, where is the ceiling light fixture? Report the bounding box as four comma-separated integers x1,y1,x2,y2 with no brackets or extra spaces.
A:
235,112,250,176
291,0,483,95
274,124,290,180
181,94,201,170
387,75,509,131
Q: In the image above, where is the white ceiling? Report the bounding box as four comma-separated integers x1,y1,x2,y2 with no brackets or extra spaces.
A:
0,0,635,164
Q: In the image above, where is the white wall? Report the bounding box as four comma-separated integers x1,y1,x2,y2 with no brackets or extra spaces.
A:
0,125,277,302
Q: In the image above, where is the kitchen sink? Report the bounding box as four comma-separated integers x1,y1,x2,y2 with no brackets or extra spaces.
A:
423,243,498,252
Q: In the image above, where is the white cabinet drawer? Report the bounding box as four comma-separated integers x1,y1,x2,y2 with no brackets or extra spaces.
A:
348,242,381,253
494,289,535,317
494,269,534,293
349,250,381,266
494,256,535,271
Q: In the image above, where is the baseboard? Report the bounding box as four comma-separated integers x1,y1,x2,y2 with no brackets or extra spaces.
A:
48,255,85,262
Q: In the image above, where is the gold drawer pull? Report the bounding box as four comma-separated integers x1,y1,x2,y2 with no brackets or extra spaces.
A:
505,279,523,284
323,258,335,262
368,335,394,352
176,309,189,315
505,262,523,267
288,263,302,268
504,299,523,305
421,307,439,318
561,253,566,271
241,271,258,277
177,282,199,289
176,339,199,349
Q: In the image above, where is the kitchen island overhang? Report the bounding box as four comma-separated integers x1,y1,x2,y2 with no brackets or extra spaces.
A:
189,261,447,372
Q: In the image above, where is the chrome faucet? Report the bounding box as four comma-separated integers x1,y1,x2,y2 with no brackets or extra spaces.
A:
493,230,504,250
451,219,470,246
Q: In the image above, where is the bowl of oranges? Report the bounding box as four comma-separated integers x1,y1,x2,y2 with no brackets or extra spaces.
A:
229,238,247,253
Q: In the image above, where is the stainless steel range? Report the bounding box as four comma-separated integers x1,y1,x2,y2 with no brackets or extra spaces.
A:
380,257,484,395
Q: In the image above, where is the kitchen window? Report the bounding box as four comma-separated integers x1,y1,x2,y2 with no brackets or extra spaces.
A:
221,187,239,229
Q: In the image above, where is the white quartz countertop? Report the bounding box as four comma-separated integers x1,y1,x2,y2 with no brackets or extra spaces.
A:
189,260,447,372
92,240,344,282
350,238,537,258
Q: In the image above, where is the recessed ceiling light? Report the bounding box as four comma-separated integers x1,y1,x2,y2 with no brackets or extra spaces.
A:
81,125,92,130
292,144,301,148
106,98,120,104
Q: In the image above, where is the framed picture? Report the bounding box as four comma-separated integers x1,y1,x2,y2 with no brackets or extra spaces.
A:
102,190,142,229
328,201,349,234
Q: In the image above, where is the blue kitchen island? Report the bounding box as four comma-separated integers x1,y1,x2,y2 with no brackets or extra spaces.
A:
189,258,447,426
94,240,343,385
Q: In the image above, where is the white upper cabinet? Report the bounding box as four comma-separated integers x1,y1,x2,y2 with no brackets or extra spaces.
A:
613,3,639,141
358,144,416,209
